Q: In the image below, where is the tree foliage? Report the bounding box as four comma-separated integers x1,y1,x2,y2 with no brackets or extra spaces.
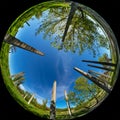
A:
98,53,111,63
98,53,112,69
35,3,109,57
67,77,100,106
11,72,25,87
42,99,48,109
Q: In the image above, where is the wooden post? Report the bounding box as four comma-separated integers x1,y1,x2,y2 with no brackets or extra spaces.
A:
50,81,56,120
88,64,115,72
4,34,44,56
82,60,116,67
64,90,72,116
28,94,34,104
74,67,112,93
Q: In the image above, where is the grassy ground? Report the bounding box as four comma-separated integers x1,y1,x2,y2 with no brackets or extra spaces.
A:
0,34,111,120
0,42,50,119
1,1,119,119
110,46,119,86
0,42,87,120
0,32,110,120
0,2,70,119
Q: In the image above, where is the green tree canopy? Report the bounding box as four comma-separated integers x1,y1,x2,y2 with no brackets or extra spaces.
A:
68,77,100,106
35,2,109,57
98,53,111,63
42,99,48,109
11,72,25,86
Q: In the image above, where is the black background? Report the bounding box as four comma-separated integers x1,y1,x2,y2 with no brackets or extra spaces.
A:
0,0,120,120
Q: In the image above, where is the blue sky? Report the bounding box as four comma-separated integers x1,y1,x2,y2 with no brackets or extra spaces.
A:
8,13,110,108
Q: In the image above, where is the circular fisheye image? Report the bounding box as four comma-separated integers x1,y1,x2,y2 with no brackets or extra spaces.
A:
0,1,120,120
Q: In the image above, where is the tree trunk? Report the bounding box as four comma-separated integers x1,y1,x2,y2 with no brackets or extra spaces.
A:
82,60,116,67
62,2,77,42
28,94,34,104
88,70,111,79
24,93,28,99
87,87,99,104
88,64,115,72
93,75,112,91
74,67,112,93
14,78,24,86
64,90,72,116
88,70,111,89
62,2,84,42
50,81,56,120
4,34,44,56
11,72,24,79
25,21,30,26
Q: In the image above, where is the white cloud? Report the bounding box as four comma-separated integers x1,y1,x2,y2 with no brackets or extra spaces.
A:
54,51,76,100
55,51,73,84
87,15,106,37
35,94,44,104
35,94,51,107
97,27,106,36
19,84,26,91
56,84,69,99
